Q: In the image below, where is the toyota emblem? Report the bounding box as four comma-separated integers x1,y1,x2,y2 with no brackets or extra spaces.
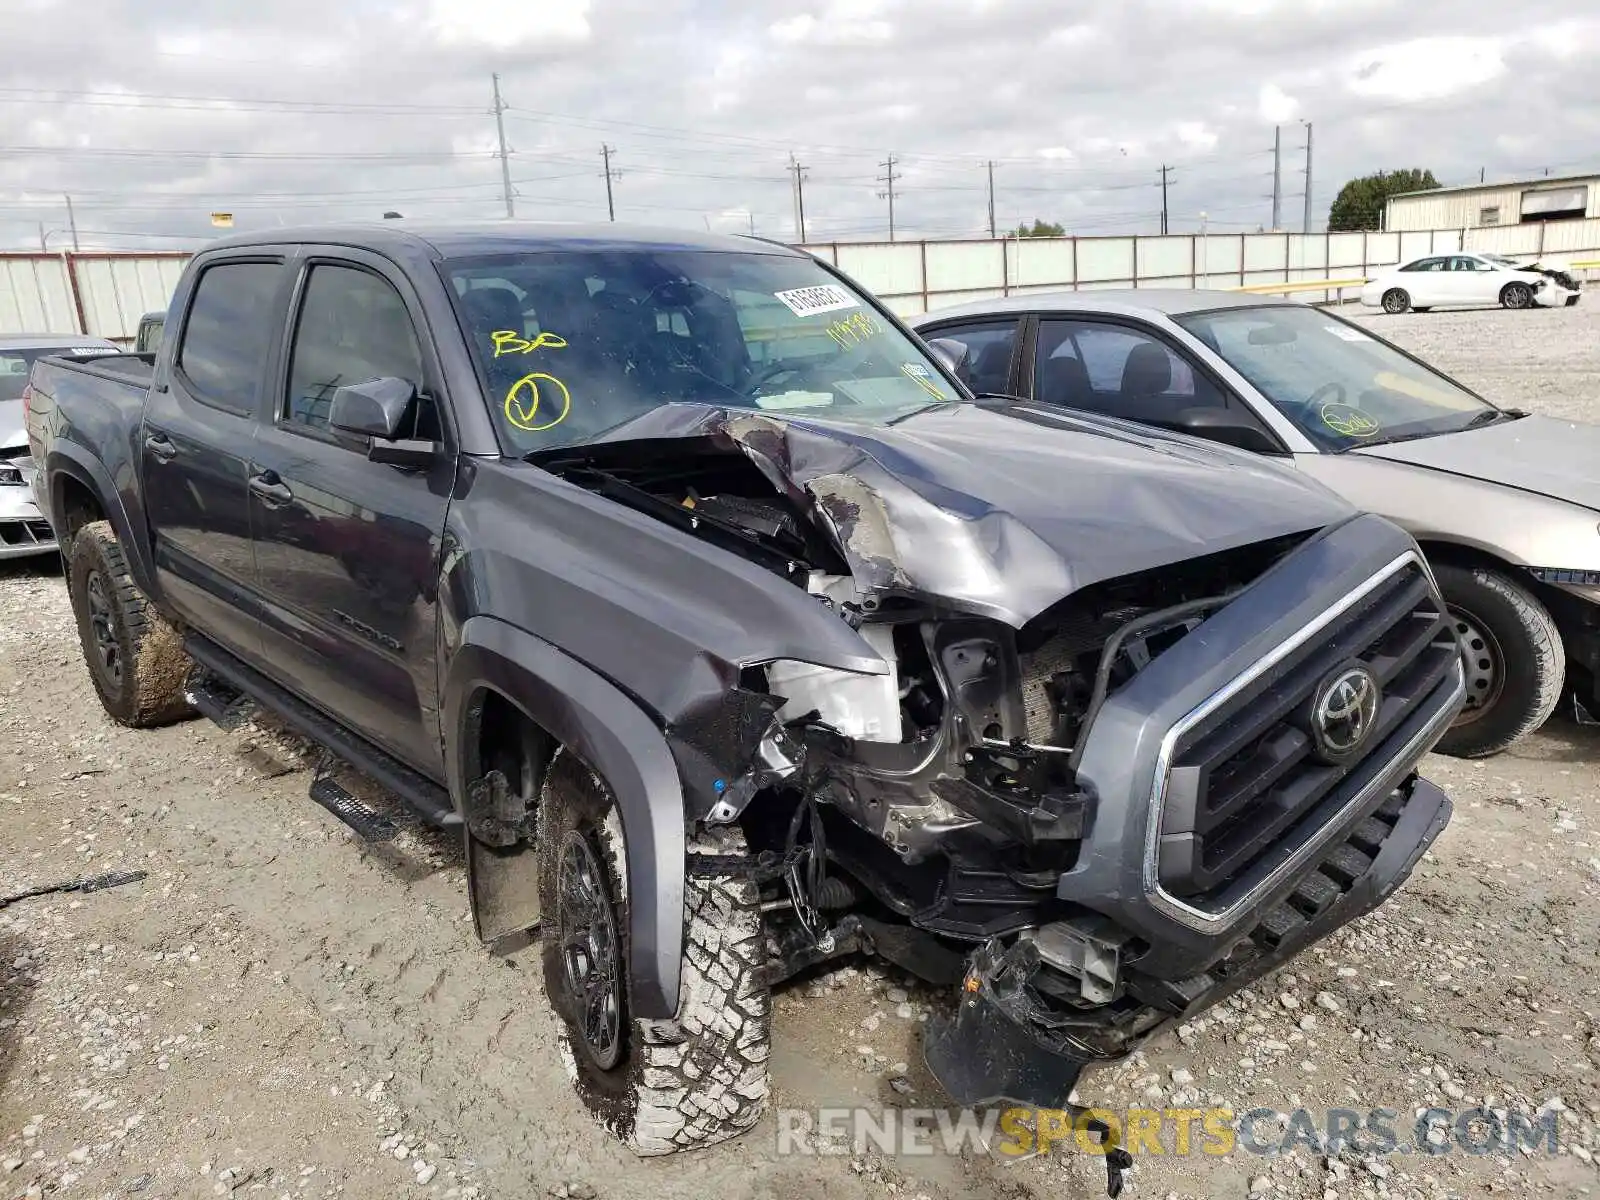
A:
1311,663,1381,763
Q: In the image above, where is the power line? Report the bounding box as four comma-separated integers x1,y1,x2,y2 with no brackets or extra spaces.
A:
600,144,620,221
876,155,898,242
492,74,514,218
789,154,808,243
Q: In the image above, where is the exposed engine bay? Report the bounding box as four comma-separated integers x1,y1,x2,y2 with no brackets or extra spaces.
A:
529,406,1461,1186
540,430,1309,984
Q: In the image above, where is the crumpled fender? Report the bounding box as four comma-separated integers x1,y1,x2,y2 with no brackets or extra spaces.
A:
443,614,686,1019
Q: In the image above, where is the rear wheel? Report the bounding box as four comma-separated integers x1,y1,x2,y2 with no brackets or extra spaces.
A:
1501,282,1534,310
67,520,193,727
537,749,770,1154
1433,564,1563,758
1382,288,1411,314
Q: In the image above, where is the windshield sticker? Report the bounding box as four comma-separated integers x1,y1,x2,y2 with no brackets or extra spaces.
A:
774,284,859,318
492,329,567,357
1320,403,1380,438
505,372,571,433
1324,325,1373,343
826,311,884,349
901,362,947,401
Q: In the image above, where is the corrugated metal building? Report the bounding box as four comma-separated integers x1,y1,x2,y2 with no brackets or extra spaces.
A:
1386,173,1600,232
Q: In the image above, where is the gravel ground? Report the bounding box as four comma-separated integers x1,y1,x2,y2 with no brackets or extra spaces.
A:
3,300,1599,1200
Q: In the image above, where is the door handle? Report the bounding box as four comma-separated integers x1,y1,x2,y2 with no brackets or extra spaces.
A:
144,433,177,464
248,471,295,508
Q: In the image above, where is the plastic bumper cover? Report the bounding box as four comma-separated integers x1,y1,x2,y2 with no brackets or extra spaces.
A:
923,773,1451,1110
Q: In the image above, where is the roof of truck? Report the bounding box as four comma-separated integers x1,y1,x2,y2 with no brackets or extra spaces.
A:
205,221,800,259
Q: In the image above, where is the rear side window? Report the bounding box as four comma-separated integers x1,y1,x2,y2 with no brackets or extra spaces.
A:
177,261,283,410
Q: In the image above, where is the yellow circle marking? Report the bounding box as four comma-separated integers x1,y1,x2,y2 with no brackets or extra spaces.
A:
505,372,572,432
1320,403,1380,438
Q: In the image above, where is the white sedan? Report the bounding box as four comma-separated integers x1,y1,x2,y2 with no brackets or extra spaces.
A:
1360,251,1580,314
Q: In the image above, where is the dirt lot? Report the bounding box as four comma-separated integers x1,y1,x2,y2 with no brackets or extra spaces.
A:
3,300,1599,1200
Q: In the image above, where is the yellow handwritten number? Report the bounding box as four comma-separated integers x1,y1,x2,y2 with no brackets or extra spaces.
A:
505,373,572,432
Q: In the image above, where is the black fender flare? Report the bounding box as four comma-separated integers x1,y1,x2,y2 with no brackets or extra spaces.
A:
45,444,158,598
443,614,686,1019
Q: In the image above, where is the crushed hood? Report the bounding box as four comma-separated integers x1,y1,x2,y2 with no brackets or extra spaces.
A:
571,401,1353,627
1354,413,1600,512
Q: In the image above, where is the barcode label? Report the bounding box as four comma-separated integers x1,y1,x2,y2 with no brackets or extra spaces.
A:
774,284,859,317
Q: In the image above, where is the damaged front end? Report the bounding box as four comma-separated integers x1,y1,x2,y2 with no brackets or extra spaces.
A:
535,403,1462,1143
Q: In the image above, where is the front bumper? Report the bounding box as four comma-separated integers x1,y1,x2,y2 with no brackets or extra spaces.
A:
0,463,57,559
925,773,1452,1108
1534,281,1581,308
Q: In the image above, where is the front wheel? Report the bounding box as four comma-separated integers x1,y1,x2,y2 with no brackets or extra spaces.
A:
1501,282,1534,310
67,520,193,727
537,750,771,1154
1433,564,1564,758
1382,288,1411,314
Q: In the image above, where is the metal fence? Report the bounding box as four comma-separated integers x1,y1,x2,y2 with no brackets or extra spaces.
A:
803,223,1600,316
5,217,1600,341
0,252,189,345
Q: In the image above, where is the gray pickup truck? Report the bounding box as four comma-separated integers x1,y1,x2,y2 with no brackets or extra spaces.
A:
25,223,1464,1174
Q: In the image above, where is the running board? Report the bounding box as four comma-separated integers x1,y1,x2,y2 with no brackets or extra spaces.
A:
183,635,461,830
309,771,398,843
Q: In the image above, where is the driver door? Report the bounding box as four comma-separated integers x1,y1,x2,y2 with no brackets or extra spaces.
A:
249,253,455,775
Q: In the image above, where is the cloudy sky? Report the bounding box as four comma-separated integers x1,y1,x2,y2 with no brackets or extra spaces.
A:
1,0,1596,250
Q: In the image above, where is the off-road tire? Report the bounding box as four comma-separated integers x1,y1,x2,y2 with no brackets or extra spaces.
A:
67,520,193,727
537,748,770,1154
1500,282,1534,310
1434,564,1564,758
1382,288,1411,314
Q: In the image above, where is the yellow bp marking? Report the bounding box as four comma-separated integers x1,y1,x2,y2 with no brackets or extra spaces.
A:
1320,403,1379,438
492,330,568,357
505,372,572,432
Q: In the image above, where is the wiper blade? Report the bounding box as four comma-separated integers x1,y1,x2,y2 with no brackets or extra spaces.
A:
1463,408,1522,429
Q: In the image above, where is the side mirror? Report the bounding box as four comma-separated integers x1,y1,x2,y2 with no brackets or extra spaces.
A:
1172,407,1282,454
329,376,416,440
925,338,965,378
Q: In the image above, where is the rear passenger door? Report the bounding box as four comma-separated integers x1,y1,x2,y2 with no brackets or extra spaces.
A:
248,254,455,775
141,255,290,663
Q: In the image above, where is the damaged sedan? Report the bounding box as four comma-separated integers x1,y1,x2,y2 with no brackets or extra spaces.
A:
28,224,1465,1175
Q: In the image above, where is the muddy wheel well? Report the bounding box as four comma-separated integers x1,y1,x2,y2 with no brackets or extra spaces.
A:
462,688,557,846
55,474,104,555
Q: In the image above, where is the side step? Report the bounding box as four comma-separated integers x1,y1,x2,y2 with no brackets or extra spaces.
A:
309,771,398,843
183,634,461,830
184,670,254,731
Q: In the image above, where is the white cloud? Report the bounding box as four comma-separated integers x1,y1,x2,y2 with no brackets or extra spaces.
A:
1347,36,1506,102
1258,83,1299,123
769,0,892,44
1176,121,1218,151
427,0,591,45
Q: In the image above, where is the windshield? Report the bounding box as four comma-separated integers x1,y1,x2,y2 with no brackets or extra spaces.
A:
1175,305,1498,450
444,249,961,454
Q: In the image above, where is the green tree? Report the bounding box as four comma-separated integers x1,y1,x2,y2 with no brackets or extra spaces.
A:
1014,218,1066,238
1327,169,1441,232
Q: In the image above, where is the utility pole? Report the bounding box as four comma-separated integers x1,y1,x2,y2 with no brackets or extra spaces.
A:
1157,165,1172,236
491,74,514,218
64,194,79,251
600,144,619,221
877,155,899,242
1301,121,1314,234
747,212,756,236
37,222,46,251
986,160,997,239
1270,125,1282,231
789,153,808,243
